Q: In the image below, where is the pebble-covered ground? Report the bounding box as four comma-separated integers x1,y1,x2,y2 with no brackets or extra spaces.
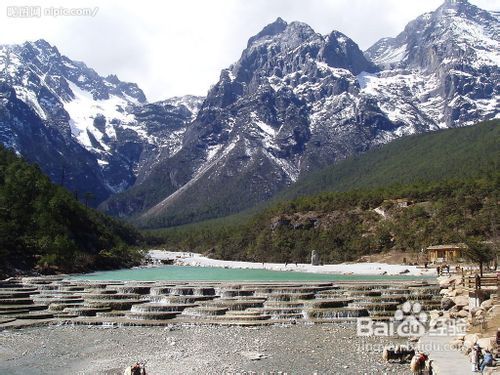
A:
0,323,413,374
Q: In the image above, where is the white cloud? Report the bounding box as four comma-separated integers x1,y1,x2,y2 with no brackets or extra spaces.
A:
0,0,497,101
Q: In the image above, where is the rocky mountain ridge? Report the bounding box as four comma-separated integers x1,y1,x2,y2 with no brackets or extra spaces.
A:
0,39,203,203
0,0,498,226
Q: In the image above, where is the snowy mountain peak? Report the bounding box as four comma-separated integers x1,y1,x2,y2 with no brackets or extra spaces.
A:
247,17,288,47
0,40,202,203
366,0,499,71
362,0,498,130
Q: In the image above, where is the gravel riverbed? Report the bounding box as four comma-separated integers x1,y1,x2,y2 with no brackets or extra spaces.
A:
0,323,412,374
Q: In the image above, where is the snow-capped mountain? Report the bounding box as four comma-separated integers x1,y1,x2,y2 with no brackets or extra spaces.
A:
102,18,390,226
103,0,498,227
365,0,499,128
0,39,203,203
1,0,498,226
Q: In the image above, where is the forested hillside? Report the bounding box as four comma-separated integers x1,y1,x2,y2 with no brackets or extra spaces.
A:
0,146,143,277
281,120,499,200
148,175,499,263
147,121,499,263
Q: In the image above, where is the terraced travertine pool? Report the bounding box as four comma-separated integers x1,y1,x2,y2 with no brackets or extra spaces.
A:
69,265,432,281
0,275,441,328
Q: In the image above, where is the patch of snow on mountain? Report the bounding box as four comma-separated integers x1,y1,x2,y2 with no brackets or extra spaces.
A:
315,61,352,77
206,144,223,161
163,95,204,118
474,96,500,115
12,85,47,120
263,149,299,182
374,44,408,66
356,72,379,94
448,17,500,68
162,128,186,157
0,46,22,78
64,80,135,150
251,112,277,149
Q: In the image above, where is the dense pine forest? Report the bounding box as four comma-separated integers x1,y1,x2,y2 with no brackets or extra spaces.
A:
0,146,143,278
146,121,499,263
147,175,499,263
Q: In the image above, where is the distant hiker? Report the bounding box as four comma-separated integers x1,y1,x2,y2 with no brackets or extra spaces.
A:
446,264,450,274
436,266,440,276
424,262,428,269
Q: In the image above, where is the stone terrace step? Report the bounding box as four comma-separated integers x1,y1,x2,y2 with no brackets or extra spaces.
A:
0,298,34,305
63,307,111,316
110,285,152,295
125,311,179,320
96,311,127,318
83,293,142,300
182,306,229,317
48,302,84,311
13,312,54,320
0,291,36,299
154,295,216,304
304,307,369,319
306,299,353,308
131,303,196,313
0,304,48,313
0,309,31,315
204,299,266,311
266,293,315,302
85,300,146,310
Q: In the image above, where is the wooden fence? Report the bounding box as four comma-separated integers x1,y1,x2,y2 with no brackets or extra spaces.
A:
463,274,499,291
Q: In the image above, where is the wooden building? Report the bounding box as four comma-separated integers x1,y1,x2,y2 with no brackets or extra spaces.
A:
426,243,466,263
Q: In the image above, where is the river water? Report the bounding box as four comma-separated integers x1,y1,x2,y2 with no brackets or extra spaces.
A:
70,265,430,281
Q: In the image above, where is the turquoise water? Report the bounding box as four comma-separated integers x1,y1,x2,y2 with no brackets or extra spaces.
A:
70,265,430,282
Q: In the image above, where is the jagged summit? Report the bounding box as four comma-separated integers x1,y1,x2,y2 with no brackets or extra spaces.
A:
362,0,498,131
247,17,288,47
366,0,499,71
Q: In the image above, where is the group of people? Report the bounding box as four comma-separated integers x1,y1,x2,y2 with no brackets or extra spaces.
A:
469,344,494,373
436,264,451,276
124,362,146,375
